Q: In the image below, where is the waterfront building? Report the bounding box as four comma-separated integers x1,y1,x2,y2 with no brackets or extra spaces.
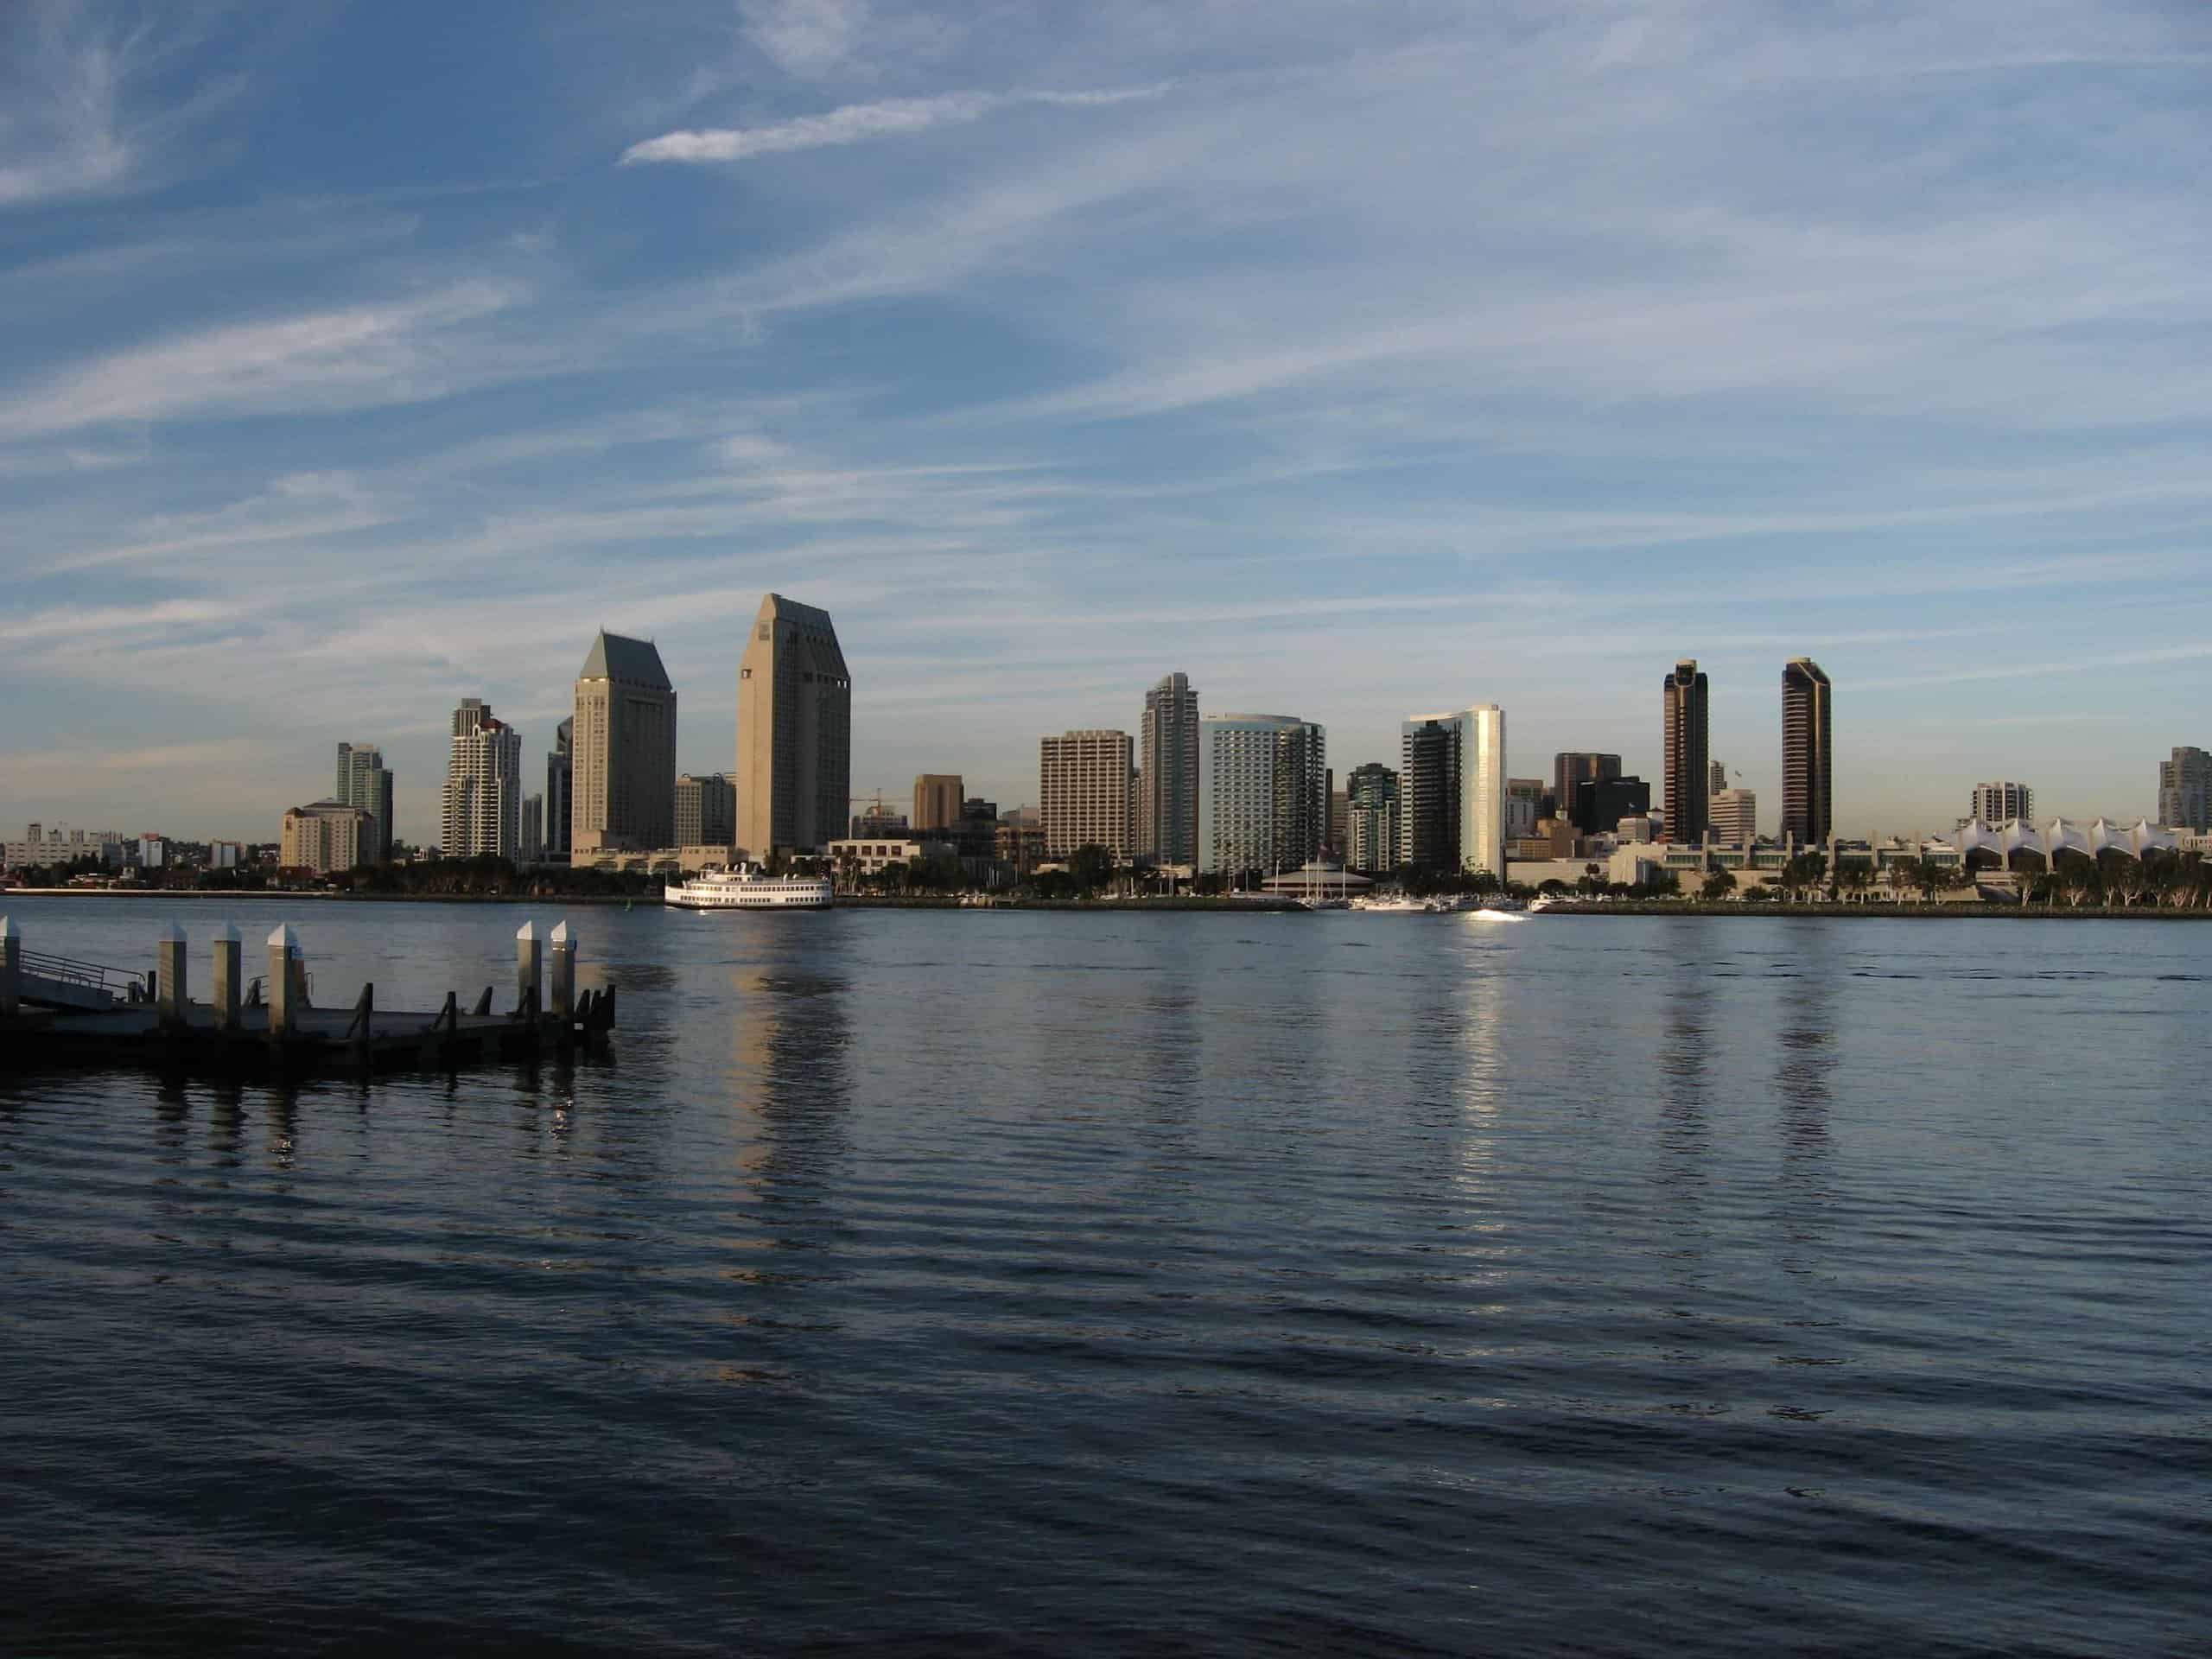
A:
209,842,245,869
1041,730,1137,861
547,718,573,856
676,772,737,848
2158,746,2209,831
1138,671,1201,866
1662,659,1710,842
1397,707,1507,877
573,631,677,854
441,698,523,860
1711,787,1758,844
1506,778,1547,841
912,774,964,835
1344,763,1399,874
1573,775,1652,836
1554,753,1622,823
1198,715,1326,877
1781,658,1834,844
829,837,959,877
737,594,851,855
334,742,394,861
1967,781,2033,826
995,817,1047,874
281,800,372,874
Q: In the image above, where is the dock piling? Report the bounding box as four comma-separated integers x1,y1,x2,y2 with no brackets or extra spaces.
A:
549,920,575,1026
212,923,241,1031
268,925,300,1038
0,916,18,1018
156,923,188,1026
472,986,493,1017
516,922,543,1020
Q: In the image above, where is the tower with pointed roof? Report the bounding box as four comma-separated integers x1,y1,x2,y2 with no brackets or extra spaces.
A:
736,594,850,855
572,631,677,852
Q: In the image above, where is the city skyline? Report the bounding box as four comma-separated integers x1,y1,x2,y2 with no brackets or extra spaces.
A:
4,3,2209,839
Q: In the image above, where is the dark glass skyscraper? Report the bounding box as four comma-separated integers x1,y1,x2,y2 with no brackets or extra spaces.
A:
1780,658,1833,845
1662,659,1709,843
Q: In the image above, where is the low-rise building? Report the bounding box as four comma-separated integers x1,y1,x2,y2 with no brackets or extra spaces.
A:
829,837,958,877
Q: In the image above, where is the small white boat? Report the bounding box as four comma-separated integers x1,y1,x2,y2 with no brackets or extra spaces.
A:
1351,895,1425,913
663,863,834,910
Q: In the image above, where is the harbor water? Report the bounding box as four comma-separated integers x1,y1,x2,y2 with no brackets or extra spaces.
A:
3,899,2208,1656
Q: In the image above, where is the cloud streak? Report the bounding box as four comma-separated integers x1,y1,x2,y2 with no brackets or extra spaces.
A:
620,84,1169,165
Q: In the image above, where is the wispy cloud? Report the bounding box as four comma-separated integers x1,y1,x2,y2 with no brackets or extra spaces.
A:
620,84,1169,166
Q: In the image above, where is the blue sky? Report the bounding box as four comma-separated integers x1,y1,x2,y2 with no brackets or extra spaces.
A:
3,0,2209,843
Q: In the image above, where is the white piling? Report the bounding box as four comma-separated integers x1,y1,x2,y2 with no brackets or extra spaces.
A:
548,919,575,1023
268,923,300,1037
516,920,543,1015
212,921,241,1032
156,921,188,1022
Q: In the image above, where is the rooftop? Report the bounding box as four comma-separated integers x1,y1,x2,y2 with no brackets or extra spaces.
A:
577,630,672,688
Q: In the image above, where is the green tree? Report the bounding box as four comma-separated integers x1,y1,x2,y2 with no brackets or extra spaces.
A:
1068,843,1116,893
1700,868,1738,901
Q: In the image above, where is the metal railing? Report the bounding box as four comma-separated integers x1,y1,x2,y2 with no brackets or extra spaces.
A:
18,949,136,1001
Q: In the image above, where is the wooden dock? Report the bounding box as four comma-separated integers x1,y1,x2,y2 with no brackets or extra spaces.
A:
0,916,613,1078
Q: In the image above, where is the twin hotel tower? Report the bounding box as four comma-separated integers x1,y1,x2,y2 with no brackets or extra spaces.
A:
289,585,1837,877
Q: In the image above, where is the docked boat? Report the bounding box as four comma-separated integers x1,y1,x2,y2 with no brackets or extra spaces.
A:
663,864,834,910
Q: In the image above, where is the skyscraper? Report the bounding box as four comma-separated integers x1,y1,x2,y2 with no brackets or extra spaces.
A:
334,741,394,861
912,774,964,834
1662,659,1710,843
1139,671,1199,866
573,632,677,853
1198,715,1325,877
1344,764,1399,874
1554,753,1622,821
676,773,736,847
442,698,522,859
1780,658,1833,845
1397,706,1507,877
2159,746,2210,830
737,594,851,855
1968,780,2032,826
547,718,573,856
1039,731,1136,861
1709,759,1728,798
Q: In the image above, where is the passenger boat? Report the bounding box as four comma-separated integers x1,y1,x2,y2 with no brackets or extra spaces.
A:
663,864,834,910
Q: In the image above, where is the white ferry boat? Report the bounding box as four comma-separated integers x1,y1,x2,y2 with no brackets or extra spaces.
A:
663,864,834,911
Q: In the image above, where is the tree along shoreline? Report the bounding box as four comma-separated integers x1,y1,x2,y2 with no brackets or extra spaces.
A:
1536,900,2212,919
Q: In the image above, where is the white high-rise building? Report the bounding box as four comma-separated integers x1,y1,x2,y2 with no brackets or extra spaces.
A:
1197,714,1326,877
441,697,523,859
1398,705,1506,878
1039,730,1136,861
1711,787,1758,844
1968,780,2033,826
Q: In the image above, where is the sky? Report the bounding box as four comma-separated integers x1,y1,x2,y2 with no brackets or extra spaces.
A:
3,0,2209,844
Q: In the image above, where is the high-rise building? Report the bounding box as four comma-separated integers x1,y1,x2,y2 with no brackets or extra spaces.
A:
1709,759,1728,798
1198,715,1325,877
676,772,737,847
282,800,373,874
1139,671,1200,866
1967,780,2033,825
1506,777,1547,840
520,793,545,864
912,774,964,835
1662,659,1710,842
547,718,573,856
1780,658,1833,845
1710,787,1758,844
334,742,394,861
1396,707,1507,877
737,594,851,855
1554,753,1622,822
2158,746,2210,830
1574,776,1652,836
1039,730,1137,861
1329,785,1349,856
573,632,677,853
1344,763,1399,874
442,698,523,859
